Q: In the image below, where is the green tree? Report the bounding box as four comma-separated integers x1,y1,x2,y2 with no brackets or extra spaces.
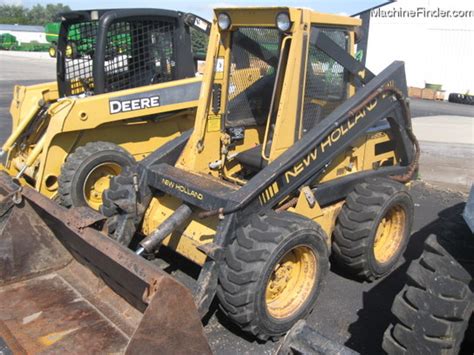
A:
190,28,208,58
29,4,48,24
0,3,71,25
0,5,27,24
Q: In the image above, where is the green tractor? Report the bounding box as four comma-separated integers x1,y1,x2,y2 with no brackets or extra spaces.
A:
45,20,131,59
0,33,18,50
46,21,97,59
64,24,96,59
45,22,60,57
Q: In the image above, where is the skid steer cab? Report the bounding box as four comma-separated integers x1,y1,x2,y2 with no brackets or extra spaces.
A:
0,9,210,210
0,6,419,351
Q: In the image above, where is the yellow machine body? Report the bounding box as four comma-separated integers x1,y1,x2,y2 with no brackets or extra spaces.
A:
1,78,199,199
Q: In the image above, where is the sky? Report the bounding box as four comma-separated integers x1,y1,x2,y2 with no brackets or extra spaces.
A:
0,0,386,18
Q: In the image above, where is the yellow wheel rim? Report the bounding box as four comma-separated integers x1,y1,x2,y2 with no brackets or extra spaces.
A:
65,44,73,59
49,46,56,58
83,162,121,210
373,205,406,264
265,245,317,319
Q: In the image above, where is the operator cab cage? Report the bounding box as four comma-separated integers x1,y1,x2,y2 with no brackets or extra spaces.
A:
55,9,210,97
190,7,388,172
216,8,369,146
147,7,414,216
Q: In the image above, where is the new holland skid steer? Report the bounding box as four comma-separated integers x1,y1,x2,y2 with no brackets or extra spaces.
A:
0,5,418,352
101,5,419,338
0,9,210,210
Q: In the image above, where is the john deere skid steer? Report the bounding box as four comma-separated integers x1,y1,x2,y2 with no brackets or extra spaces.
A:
0,6,418,352
0,9,210,210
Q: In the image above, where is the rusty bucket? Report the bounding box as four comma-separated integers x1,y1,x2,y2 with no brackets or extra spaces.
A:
0,172,211,354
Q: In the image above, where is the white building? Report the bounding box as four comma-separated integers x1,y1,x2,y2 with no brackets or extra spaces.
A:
0,24,47,44
366,0,474,95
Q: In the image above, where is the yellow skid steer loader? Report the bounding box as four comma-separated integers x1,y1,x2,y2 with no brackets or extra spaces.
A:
0,5,418,352
0,9,210,210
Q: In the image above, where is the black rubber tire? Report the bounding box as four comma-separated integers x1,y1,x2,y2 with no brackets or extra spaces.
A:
58,141,135,209
383,234,473,354
0,171,19,234
437,207,474,275
217,211,330,341
448,93,474,105
332,178,414,281
449,93,459,104
466,95,474,105
100,165,140,246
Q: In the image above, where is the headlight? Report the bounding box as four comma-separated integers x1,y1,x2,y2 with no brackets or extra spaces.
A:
90,10,99,21
276,12,291,32
218,13,231,31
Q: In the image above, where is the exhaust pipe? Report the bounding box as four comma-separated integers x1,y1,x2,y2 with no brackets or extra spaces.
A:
136,204,192,255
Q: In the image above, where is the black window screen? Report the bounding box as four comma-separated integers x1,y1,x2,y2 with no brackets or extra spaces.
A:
62,18,176,96
190,27,208,60
103,19,176,93
300,27,349,136
63,21,98,96
226,27,280,127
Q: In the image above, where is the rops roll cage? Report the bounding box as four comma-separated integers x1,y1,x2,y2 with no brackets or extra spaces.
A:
56,9,210,97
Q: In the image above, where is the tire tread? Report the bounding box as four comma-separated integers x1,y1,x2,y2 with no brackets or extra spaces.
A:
382,235,473,354
217,211,329,340
58,141,133,208
332,178,413,280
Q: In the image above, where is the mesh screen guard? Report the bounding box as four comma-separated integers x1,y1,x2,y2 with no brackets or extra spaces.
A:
60,18,176,96
63,21,97,96
300,28,349,136
225,27,281,127
103,20,175,93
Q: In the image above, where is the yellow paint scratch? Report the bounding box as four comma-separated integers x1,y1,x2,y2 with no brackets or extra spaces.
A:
38,327,79,347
